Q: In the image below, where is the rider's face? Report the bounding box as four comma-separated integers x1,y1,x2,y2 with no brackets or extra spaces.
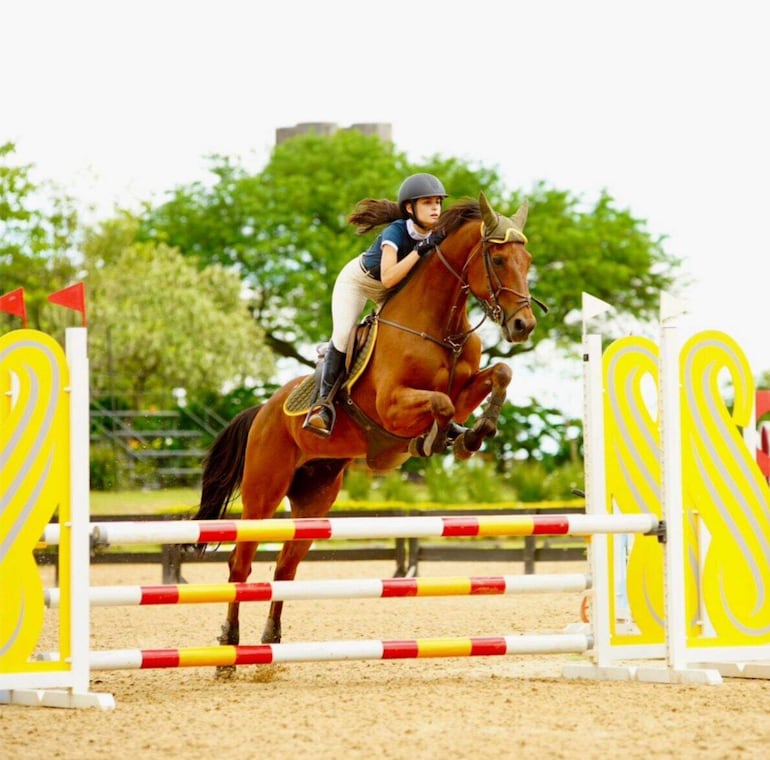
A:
410,196,443,231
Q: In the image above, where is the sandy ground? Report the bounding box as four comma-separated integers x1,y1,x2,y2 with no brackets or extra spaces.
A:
3,559,770,760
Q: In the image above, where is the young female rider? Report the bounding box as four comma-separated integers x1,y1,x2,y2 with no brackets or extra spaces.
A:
304,172,448,437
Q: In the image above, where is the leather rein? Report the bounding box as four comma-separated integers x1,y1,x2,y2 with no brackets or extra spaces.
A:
376,230,548,393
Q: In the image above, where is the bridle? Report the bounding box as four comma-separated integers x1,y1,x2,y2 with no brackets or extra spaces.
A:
375,223,548,392
474,225,549,324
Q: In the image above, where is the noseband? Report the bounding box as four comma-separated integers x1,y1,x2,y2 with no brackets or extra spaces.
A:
375,227,547,396
436,230,548,327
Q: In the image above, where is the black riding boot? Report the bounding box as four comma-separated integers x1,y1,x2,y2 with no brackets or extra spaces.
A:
303,342,347,437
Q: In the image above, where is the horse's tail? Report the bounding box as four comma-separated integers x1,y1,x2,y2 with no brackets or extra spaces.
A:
194,405,262,523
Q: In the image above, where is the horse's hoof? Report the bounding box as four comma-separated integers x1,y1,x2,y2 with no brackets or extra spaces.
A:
452,435,475,461
262,621,282,644
446,422,468,443
218,622,239,646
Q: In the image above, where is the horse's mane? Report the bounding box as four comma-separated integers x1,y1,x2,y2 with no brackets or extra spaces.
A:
434,198,481,238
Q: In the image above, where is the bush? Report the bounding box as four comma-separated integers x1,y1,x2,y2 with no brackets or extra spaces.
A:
423,459,454,502
343,465,371,500
542,460,585,500
378,471,417,503
89,443,121,491
507,460,550,501
460,459,507,503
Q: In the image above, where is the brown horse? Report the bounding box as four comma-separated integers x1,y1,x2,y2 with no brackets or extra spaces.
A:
193,192,544,660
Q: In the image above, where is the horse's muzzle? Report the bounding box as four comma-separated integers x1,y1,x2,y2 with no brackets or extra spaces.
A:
502,309,536,343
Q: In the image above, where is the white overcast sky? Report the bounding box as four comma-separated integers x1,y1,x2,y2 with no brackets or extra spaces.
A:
4,0,768,413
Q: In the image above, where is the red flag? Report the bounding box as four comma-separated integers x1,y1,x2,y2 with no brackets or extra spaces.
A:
0,288,27,327
757,390,770,420
48,282,87,326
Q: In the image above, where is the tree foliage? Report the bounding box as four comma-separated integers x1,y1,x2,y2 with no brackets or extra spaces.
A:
1,132,684,476
137,132,503,365
0,141,80,332
84,225,274,406
513,185,682,356
137,132,681,368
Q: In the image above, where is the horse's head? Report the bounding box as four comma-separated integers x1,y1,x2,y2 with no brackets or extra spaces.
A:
463,192,543,343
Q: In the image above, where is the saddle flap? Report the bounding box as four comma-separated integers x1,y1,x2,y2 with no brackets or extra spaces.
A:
283,317,378,416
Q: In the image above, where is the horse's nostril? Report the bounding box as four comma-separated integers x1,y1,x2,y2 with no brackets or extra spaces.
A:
513,317,536,335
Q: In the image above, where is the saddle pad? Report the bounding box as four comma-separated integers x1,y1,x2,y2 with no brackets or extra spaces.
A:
283,320,378,416
283,374,318,415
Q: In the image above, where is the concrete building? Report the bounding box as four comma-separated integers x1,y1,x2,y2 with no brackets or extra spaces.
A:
275,122,392,144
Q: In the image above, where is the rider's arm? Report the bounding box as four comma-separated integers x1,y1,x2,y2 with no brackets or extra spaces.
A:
380,241,420,289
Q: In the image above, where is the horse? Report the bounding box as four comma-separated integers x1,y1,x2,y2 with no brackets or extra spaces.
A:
192,191,545,666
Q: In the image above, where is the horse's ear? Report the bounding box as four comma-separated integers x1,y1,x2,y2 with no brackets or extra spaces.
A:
480,192,528,244
479,191,496,228
511,199,529,232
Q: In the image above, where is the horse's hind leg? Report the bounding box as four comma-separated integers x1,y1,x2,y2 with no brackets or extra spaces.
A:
218,541,258,647
262,458,350,644
216,426,298,676
260,539,312,645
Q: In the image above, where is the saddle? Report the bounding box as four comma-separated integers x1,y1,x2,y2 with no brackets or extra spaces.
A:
283,315,420,470
283,315,378,416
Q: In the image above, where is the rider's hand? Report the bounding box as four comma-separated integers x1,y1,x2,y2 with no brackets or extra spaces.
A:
415,231,445,256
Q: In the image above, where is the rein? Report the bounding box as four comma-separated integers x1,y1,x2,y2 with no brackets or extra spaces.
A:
376,228,548,392
475,234,549,324
374,236,489,394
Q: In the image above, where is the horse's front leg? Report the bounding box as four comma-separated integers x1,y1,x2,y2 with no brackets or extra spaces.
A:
381,388,456,457
452,363,512,460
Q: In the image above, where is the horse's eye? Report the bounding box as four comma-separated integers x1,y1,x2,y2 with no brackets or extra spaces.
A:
492,255,505,267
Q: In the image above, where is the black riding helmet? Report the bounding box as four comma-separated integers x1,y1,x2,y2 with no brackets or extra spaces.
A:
397,173,448,220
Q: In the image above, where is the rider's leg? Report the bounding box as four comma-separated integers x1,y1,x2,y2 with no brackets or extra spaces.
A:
304,341,347,436
303,256,383,438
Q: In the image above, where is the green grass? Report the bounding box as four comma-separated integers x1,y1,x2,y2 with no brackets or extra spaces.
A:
89,488,203,516
88,489,586,517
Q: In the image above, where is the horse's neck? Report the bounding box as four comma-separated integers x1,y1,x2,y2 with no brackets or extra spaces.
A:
381,240,473,335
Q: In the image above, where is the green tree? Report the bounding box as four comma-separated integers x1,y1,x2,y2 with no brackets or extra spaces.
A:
129,131,680,472
482,398,582,470
85,236,274,406
137,132,680,367
0,141,80,332
510,184,681,357
138,131,501,366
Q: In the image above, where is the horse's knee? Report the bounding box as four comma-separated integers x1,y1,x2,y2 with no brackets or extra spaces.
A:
429,393,455,427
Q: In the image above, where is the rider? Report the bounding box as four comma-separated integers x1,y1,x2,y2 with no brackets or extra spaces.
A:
304,172,448,437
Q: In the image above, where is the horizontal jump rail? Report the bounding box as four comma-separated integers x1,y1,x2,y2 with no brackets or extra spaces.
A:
83,633,593,669
45,573,591,608
42,514,660,547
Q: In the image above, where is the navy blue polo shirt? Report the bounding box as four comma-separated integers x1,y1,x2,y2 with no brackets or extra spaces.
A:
360,219,420,281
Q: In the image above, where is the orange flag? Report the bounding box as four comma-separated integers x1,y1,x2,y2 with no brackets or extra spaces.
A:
48,282,87,326
0,288,27,327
